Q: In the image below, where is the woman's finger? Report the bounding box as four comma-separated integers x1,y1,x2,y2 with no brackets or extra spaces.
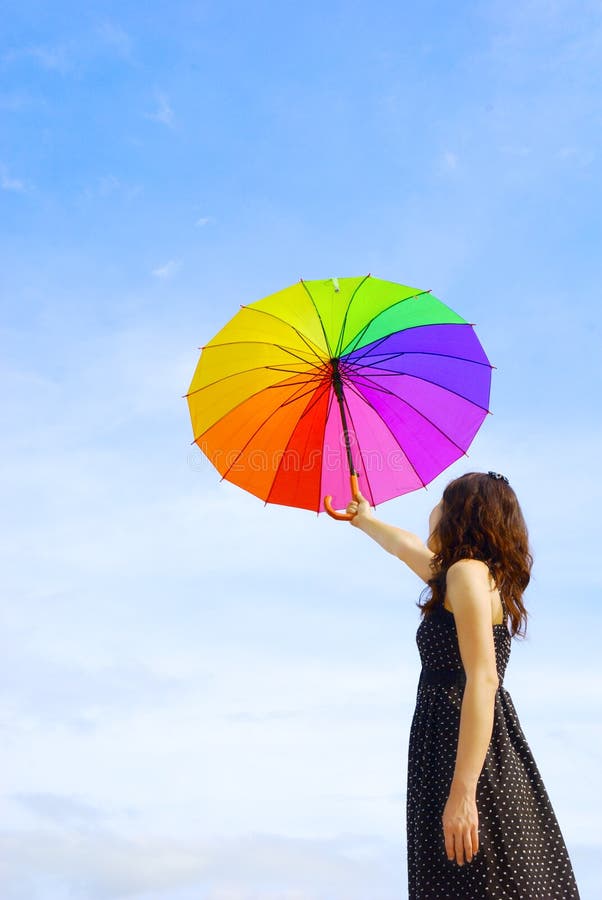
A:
463,828,474,863
444,827,454,862
455,828,465,865
470,823,479,857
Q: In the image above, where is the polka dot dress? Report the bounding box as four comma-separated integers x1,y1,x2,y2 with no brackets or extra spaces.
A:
406,594,581,899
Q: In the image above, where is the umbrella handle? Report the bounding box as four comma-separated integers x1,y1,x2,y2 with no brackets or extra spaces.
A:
323,474,361,521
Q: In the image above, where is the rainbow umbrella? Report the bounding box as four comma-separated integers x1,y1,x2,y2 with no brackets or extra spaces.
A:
185,275,493,520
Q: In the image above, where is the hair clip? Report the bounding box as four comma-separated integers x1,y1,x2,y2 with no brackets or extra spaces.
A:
487,471,509,484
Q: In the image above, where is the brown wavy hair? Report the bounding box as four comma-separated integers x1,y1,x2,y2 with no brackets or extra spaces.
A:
418,472,533,638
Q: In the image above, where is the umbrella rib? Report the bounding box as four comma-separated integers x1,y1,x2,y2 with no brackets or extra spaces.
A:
300,280,334,359
341,379,429,490
347,348,492,369
239,306,329,363
265,372,324,383
265,380,332,507
343,332,394,367
217,378,327,483
201,338,323,365
345,373,470,458
185,363,318,399
347,366,490,412
276,379,330,409
340,290,432,356
290,380,332,420
333,273,371,358
192,371,325,443
265,367,326,378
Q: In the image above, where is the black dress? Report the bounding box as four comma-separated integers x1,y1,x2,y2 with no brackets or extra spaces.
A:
406,594,581,899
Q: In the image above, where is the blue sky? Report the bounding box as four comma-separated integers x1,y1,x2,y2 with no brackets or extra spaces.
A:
1,1,601,898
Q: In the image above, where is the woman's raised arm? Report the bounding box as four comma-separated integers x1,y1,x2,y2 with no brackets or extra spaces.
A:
346,491,435,583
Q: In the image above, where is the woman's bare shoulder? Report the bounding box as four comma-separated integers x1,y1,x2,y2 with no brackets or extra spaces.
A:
447,558,490,575
445,559,504,623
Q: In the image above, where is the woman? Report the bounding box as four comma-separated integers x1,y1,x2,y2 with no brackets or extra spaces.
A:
346,471,580,899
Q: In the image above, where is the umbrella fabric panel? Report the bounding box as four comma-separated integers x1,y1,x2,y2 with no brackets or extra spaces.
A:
303,276,421,357
266,383,332,511
246,283,331,358
330,277,423,355
340,293,467,356
202,304,327,363
345,324,492,410
348,322,489,365
321,387,425,509
351,373,489,458
348,379,473,488
192,342,320,384
187,355,320,440
320,396,355,511
360,354,491,409
196,373,328,506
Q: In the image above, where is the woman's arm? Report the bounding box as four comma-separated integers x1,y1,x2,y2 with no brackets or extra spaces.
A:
442,558,500,866
345,491,435,583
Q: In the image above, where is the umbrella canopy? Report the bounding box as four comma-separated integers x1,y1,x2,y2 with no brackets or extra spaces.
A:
185,275,493,516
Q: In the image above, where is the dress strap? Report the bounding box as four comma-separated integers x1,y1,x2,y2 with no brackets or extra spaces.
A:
500,592,509,622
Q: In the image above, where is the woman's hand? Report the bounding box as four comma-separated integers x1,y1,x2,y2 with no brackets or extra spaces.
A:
442,786,479,866
345,490,372,527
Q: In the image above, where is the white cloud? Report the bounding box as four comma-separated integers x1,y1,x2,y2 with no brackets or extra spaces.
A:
151,258,181,278
1,162,27,192
0,828,404,900
0,92,29,110
12,792,110,829
146,91,175,127
2,44,71,73
556,145,596,167
0,823,596,900
0,640,189,730
79,174,143,202
441,150,458,170
96,21,133,59
195,216,215,227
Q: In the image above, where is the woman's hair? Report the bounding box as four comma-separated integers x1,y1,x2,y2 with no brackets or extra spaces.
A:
418,471,533,638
